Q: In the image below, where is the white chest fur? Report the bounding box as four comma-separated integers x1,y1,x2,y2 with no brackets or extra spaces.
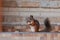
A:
30,26,35,32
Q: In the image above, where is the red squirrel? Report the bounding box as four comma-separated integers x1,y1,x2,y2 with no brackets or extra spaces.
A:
27,15,40,32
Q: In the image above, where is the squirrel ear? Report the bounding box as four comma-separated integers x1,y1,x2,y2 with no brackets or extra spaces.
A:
30,15,33,17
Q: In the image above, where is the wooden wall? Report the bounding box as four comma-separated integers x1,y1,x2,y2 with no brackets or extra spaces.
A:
0,0,3,32
0,33,60,40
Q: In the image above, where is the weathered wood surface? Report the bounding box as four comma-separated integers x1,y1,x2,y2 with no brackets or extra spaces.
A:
0,0,3,32
0,33,60,40
3,0,60,8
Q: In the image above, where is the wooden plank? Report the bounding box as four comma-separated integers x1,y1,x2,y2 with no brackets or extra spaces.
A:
0,0,3,32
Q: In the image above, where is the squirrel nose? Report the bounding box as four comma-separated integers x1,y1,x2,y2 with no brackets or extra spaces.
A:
27,22,31,24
